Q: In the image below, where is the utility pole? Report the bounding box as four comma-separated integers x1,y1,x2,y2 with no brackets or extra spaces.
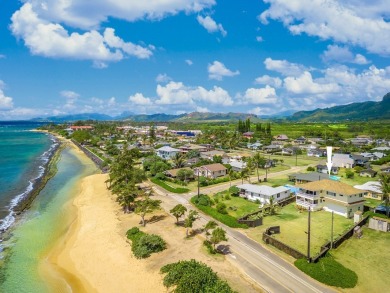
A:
197,168,200,198
330,211,334,249
307,207,311,263
295,150,298,166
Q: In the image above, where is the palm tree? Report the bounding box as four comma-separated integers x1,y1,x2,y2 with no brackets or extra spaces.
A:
240,168,249,184
172,153,185,168
228,168,235,187
253,152,266,182
265,196,280,216
379,173,390,218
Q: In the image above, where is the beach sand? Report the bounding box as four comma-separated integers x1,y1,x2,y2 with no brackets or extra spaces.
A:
46,171,261,293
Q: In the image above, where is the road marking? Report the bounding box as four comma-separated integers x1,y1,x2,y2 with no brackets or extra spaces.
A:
229,254,237,259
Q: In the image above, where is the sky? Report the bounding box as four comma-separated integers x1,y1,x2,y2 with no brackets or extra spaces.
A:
0,0,390,120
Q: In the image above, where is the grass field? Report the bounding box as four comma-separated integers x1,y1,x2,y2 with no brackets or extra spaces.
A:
331,227,390,293
267,154,324,167
213,191,260,219
246,204,354,256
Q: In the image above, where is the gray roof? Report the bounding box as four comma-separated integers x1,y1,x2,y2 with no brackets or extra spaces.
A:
157,146,180,152
354,181,382,194
291,172,329,182
237,184,289,196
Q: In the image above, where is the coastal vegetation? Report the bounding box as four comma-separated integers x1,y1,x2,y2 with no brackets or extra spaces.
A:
160,259,236,293
126,227,167,259
294,256,357,288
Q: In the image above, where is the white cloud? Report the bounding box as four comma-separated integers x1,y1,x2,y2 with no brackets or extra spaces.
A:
196,106,210,112
185,59,193,65
197,15,227,37
129,93,153,105
255,75,282,88
264,57,306,77
155,81,233,106
241,86,278,104
60,90,80,100
256,36,263,42
108,97,116,106
321,45,370,64
284,71,340,94
92,61,108,69
260,0,390,56
208,61,240,80
0,85,14,110
156,73,172,83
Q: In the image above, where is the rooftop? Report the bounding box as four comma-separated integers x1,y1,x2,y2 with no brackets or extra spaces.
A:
237,184,289,196
299,179,362,196
354,181,382,194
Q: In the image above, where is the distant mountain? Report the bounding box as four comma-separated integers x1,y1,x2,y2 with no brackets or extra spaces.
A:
289,93,390,122
259,110,296,119
31,113,114,122
123,113,185,122
175,112,260,122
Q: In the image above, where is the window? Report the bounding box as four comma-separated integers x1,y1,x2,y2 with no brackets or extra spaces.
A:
358,207,361,211
359,193,363,197
340,194,343,197
327,191,336,196
277,193,280,198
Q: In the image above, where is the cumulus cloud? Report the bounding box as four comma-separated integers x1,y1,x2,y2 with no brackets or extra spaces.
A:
156,81,233,106
255,75,282,88
256,36,263,42
129,93,153,105
196,106,210,112
156,73,172,83
321,45,370,64
197,15,227,36
0,83,14,110
284,71,340,94
208,61,240,80
185,59,193,65
260,0,390,55
241,86,278,104
264,57,306,77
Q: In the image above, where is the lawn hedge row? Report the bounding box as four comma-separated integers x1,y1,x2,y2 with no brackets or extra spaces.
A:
151,178,190,194
190,196,248,229
295,256,357,288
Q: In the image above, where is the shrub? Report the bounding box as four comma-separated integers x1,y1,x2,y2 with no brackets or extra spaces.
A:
224,193,231,200
154,172,166,180
193,194,212,206
294,256,357,288
203,240,216,254
150,178,190,193
229,186,240,197
345,170,355,179
307,166,315,172
216,202,228,214
255,199,261,204
160,259,235,293
133,234,167,259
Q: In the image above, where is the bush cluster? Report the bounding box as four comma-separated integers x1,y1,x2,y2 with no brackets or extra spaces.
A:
160,259,236,293
203,240,216,254
151,178,190,194
126,227,167,259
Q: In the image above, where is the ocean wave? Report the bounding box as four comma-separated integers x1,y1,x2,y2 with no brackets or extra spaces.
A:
0,136,59,234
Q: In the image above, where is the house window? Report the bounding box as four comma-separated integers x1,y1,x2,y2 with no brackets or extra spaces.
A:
340,194,343,197
358,207,361,211
327,191,336,196
359,194,363,197
277,193,280,198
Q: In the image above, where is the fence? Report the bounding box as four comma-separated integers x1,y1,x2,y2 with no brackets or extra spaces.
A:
262,226,306,259
71,140,109,173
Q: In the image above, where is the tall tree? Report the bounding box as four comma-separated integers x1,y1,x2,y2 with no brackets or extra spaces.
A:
170,204,187,224
266,196,280,215
135,191,162,226
253,152,266,182
184,210,199,237
210,227,228,250
379,173,390,218
172,152,186,168
240,168,249,184
203,220,218,237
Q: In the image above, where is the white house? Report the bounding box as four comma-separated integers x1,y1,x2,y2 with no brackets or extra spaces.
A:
237,184,290,204
354,181,383,200
332,154,355,168
194,163,227,179
229,160,247,172
296,179,365,218
156,146,180,160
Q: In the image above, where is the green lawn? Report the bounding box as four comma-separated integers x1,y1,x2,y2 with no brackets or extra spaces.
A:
331,227,390,293
213,191,260,219
247,203,354,256
337,168,379,185
269,154,323,167
364,198,382,209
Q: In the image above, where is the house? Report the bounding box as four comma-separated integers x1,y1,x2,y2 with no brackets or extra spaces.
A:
316,164,339,175
289,172,330,184
229,160,247,172
372,146,390,151
156,146,180,160
263,145,282,153
332,154,355,168
359,169,377,178
294,136,307,145
243,132,254,138
351,154,370,167
380,166,390,173
274,134,289,141
281,148,294,155
199,144,214,152
70,125,94,131
354,181,382,200
200,150,229,163
247,142,262,150
350,137,372,146
179,144,207,153
296,179,365,218
307,149,326,157
237,184,290,204
194,163,227,179
165,167,194,179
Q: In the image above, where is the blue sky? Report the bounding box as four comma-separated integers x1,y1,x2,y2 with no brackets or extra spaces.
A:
0,0,390,119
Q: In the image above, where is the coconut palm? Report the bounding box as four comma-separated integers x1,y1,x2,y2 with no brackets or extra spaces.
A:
253,152,266,182
265,196,280,216
172,153,186,168
379,173,390,218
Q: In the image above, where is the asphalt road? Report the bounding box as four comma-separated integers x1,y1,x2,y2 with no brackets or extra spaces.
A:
150,167,338,293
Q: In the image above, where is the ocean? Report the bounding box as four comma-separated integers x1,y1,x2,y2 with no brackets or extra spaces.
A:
0,121,97,292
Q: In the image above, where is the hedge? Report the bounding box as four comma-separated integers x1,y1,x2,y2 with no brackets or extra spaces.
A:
190,196,248,229
151,178,190,194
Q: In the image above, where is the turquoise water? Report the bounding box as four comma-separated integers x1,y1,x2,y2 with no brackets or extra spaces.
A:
0,147,97,292
0,121,54,230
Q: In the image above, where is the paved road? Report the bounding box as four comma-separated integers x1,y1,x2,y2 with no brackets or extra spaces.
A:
149,164,337,293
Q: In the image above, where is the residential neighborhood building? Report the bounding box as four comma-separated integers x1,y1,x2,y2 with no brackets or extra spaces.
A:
237,184,291,204
156,146,180,160
296,179,365,218
179,144,207,153
359,169,377,178
263,145,282,153
307,149,326,157
243,131,254,138
332,154,355,168
380,166,390,173
289,172,330,184
164,167,194,179
194,163,227,179
229,160,247,172
247,142,262,150
316,164,339,174
294,136,307,145
274,134,289,141
354,181,383,200
200,150,229,163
